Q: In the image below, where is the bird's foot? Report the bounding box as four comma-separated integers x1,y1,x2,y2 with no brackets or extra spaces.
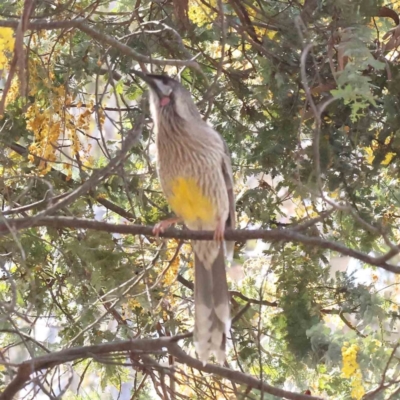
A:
213,218,225,242
152,217,181,237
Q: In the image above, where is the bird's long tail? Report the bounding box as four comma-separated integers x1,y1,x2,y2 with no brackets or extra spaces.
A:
193,243,230,363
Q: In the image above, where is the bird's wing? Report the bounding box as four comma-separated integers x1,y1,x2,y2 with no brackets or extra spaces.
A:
221,139,236,260
221,139,235,230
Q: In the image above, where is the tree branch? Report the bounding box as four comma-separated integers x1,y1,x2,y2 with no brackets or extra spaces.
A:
0,335,323,400
24,119,143,220
230,290,278,307
1,216,399,273
0,19,200,70
168,343,323,400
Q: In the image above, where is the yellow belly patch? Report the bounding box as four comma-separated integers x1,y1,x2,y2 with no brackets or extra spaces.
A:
168,177,215,224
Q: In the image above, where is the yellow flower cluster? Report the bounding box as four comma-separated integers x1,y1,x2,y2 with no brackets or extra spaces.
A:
246,5,265,39
188,0,217,27
25,61,95,177
342,343,365,400
5,77,19,106
187,1,275,82
26,100,63,174
188,0,274,43
0,27,15,69
121,296,141,320
163,239,181,287
364,132,396,166
182,242,194,280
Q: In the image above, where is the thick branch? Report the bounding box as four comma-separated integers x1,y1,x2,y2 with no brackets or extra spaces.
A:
0,335,323,400
0,336,180,400
168,343,323,400
1,216,399,273
0,19,200,69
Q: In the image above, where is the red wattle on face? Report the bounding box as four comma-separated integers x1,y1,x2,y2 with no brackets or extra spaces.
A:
160,97,170,106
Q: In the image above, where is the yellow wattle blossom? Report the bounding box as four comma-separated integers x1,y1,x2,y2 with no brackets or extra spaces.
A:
25,61,95,176
163,239,181,287
127,297,141,309
188,0,217,27
245,5,271,40
188,0,274,43
364,132,396,166
5,77,19,106
121,296,141,320
342,343,365,400
0,27,15,69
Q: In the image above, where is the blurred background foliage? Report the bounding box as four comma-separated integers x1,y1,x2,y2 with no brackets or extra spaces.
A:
1,0,400,398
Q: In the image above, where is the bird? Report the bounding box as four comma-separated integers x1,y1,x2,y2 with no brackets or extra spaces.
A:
144,74,236,363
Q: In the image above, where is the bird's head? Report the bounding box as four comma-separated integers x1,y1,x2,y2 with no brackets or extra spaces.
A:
144,74,201,122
